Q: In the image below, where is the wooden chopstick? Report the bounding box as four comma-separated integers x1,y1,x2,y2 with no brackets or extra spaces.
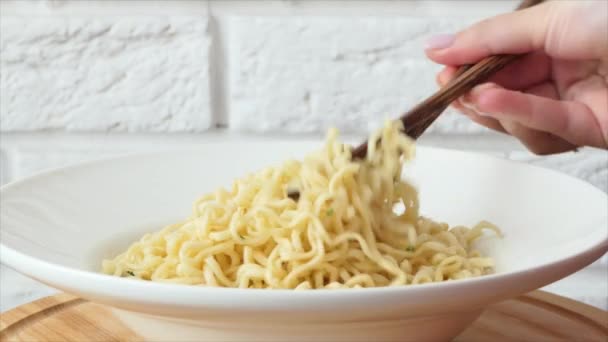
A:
351,0,545,159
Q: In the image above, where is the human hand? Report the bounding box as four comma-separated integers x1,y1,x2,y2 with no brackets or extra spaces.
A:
425,0,608,154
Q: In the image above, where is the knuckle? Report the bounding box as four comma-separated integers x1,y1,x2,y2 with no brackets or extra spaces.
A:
527,144,557,156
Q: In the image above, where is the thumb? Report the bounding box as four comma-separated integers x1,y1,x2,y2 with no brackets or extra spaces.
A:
425,2,552,66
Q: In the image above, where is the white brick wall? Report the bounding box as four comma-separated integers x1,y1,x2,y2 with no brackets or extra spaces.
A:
227,17,485,134
0,0,606,312
1,16,212,132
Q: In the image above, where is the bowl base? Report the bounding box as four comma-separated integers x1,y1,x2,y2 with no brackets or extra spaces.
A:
113,308,483,342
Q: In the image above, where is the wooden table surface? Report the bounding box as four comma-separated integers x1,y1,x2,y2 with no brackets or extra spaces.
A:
1,291,607,341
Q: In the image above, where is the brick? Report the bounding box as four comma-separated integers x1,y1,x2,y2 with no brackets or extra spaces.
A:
1,0,209,15
508,149,608,193
227,16,491,134
0,16,212,132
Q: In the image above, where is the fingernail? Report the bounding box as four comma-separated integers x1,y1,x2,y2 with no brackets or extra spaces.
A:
461,99,491,116
461,83,500,116
424,34,455,50
470,83,497,96
464,83,498,113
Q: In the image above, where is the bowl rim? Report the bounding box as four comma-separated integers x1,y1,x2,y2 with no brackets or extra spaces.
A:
1,237,606,308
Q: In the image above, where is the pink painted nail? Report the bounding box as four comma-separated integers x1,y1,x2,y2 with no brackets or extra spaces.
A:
424,34,455,50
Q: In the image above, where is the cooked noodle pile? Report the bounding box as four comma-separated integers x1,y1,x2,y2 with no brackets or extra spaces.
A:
103,121,500,289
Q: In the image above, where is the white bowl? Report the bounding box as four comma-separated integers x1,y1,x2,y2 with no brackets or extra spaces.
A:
1,142,607,341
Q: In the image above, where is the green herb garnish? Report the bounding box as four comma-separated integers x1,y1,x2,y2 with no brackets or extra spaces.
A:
326,208,334,217
406,245,415,252
126,270,135,276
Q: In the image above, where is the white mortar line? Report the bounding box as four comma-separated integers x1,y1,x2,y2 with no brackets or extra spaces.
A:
208,0,516,17
208,3,230,127
0,131,523,153
0,141,17,185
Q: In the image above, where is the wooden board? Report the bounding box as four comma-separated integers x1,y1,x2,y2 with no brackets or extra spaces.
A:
1,291,607,341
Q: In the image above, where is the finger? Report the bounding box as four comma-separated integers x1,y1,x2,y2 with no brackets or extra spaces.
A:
437,70,507,134
463,110,508,134
542,1,608,59
499,120,578,155
452,96,508,134
485,51,551,90
524,81,559,99
461,82,577,153
425,2,552,65
471,83,606,148
439,52,551,91
436,56,551,135
436,66,458,86
461,80,558,109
